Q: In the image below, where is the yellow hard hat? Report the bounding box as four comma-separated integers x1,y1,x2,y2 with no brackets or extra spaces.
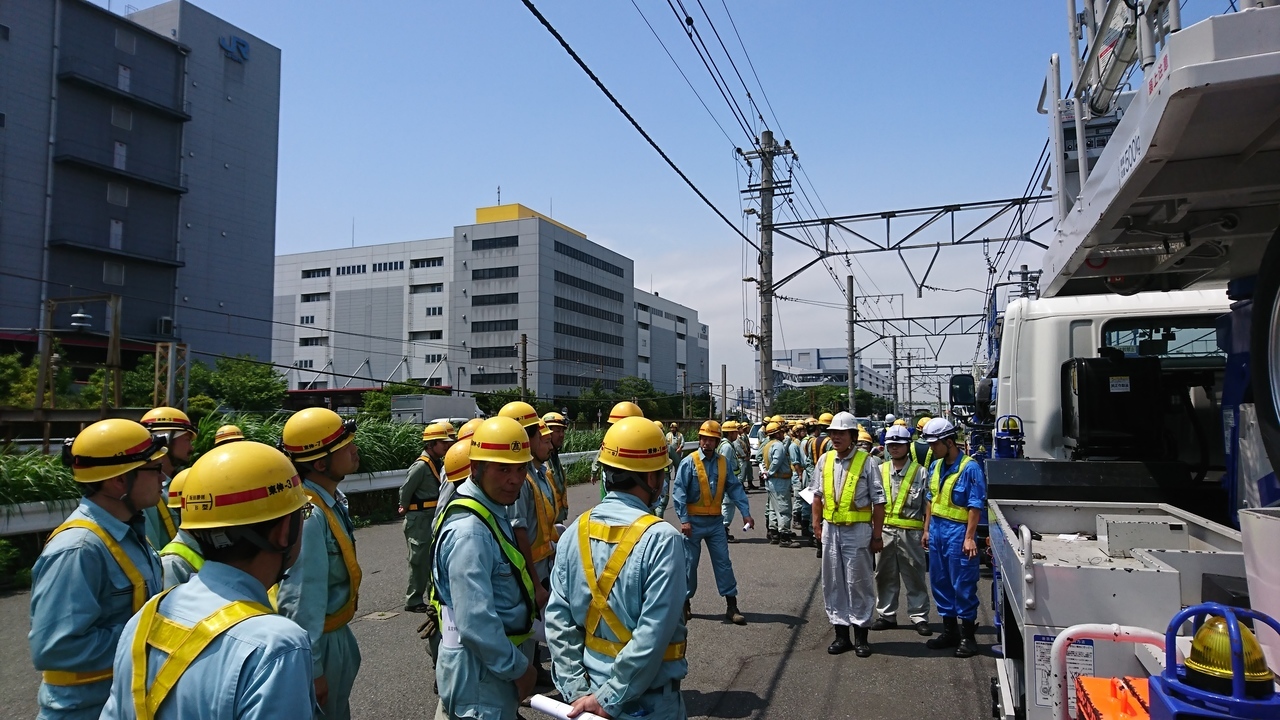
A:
892,419,908,427
180,442,307,529
653,420,665,432
541,412,566,428
722,420,738,432
141,406,196,436
698,420,722,439
764,421,782,435
608,401,644,423
599,416,670,473
280,407,355,463
805,417,819,426
439,421,457,439
916,416,932,431
166,468,190,509
214,425,245,446
63,418,168,483
534,419,552,438
817,413,834,425
669,422,679,429
456,418,484,442
469,416,533,464
443,438,472,483
499,401,540,429
858,427,873,444
422,422,451,443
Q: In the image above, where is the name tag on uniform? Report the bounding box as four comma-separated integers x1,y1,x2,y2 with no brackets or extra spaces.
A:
440,606,462,649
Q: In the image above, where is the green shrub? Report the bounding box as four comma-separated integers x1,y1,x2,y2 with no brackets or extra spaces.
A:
0,450,78,505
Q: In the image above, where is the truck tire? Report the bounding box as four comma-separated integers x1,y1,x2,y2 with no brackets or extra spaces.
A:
1252,226,1280,473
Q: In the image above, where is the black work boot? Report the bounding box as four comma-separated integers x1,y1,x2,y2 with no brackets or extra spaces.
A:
927,616,961,649
871,617,897,631
683,600,692,623
778,532,801,549
725,596,747,625
724,525,737,544
955,619,979,658
827,624,852,655
853,626,872,657
768,530,780,545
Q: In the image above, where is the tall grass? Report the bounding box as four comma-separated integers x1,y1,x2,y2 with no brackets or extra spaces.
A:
561,429,604,454
0,450,79,505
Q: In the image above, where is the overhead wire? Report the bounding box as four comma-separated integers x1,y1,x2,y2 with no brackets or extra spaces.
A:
665,0,758,142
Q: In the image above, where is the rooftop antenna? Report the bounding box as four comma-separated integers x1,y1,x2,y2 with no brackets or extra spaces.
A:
350,217,355,248
497,185,501,205
550,197,553,218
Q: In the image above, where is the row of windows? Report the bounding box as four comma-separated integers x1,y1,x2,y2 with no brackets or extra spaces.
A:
425,307,443,316
472,235,518,251
300,315,315,324
410,283,443,294
299,337,327,347
555,322,623,346
472,372,518,385
336,265,366,275
304,259,441,279
424,353,444,363
301,268,330,278
554,347,624,368
554,296,623,325
410,330,443,341
473,293,518,306
412,257,445,268
554,375,618,390
554,241,624,277
472,265,518,281
296,359,315,369
373,261,404,272
471,346,518,359
473,319,518,333
554,271,623,302
301,293,329,303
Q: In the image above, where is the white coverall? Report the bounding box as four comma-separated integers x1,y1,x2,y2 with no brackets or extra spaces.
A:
810,450,885,628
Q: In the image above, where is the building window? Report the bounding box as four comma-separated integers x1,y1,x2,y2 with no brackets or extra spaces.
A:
372,261,404,272
301,292,330,302
676,316,686,324
472,235,518,251
471,346,518,359
300,315,315,324
411,330,443,341
554,241,624,277
637,321,649,330
554,271,623,302
410,257,444,268
410,283,443,294
472,292,518,306
296,359,314,369
425,377,443,387
554,296,623,324
111,106,132,130
472,319,518,333
113,141,127,170
301,268,330,278
676,333,686,340
0,24,9,41
554,374,618,390
115,28,136,54
117,65,131,92
108,219,124,250
472,372,518,386
425,306,443,316
103,261,125,286
335,264,366,276
471,266,518,281
554,347,624,368
424,353,443,363
107,182,129,207
555,322,623,346
636,302,649,312
638,355,650,363
299,336,328,347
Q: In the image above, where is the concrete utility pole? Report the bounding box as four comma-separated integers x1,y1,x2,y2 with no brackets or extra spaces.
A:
742,129,793,418
519,333,528,401
682,370,688,419
890,336,899,416
905,351,914,416
720,364,727,423
846,274,857,413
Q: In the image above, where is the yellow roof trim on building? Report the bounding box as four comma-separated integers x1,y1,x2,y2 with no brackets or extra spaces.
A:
475,204,585,239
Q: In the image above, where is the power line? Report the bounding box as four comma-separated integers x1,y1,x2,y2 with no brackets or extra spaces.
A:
668,0,758,141
717,0,785,136
691,0,768,128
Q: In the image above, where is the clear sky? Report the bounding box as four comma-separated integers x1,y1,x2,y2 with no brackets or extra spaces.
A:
109,0,1134,403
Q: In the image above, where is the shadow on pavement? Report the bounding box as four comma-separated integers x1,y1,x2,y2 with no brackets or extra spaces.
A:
683,689,766,718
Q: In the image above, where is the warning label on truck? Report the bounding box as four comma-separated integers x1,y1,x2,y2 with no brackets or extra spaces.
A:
1109,376,1131,393
1033,635,1094,715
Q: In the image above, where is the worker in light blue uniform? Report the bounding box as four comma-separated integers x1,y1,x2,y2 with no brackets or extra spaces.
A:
546,416,688,720
787,423,807,542
719,421,746,542
158,469,201,589
673,420,754,626
276,408,363,720
139,407,197,552
432,416,540,719
29,419,167,720
760,422,800,548
655,421,685,518
921,417,986,658
100,441,315,719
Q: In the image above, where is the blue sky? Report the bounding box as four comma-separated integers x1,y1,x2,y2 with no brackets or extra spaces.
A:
115,0,1099,400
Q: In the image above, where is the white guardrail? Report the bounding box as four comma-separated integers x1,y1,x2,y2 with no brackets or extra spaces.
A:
0,443,700,537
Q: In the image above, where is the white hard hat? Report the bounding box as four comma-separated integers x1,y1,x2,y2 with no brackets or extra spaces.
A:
920,417,958,443
827,411,858,432
885,413,896,423
884,425,912,444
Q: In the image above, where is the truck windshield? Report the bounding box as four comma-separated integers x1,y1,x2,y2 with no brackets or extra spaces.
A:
1101,314,1223,359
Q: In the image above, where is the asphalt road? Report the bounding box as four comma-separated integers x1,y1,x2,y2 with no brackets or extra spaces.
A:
0,482,997,719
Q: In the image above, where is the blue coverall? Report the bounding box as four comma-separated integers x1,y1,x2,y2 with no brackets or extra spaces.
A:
926,454,987,621
673,448,750,601
100,562,315,719
546,491,688,719
761,437,793,534
718,437,744,528
28,499,163,720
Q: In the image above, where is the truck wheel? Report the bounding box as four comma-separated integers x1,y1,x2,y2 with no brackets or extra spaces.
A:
1252,226,1280,473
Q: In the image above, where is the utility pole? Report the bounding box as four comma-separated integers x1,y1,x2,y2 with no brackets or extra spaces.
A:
905,351,914,417
682,370,688,419
846,274,857,414
519,333,528,401
1008,264,1042,298
742,129,793,418
890,336,899,416
720,364,727,423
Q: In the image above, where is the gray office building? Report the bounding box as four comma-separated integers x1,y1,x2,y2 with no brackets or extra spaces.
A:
0,0,279,360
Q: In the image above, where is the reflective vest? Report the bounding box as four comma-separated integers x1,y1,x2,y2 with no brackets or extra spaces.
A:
686,453,727,516
546,457,569,517
129,587,270,720
303,489,362,632
42,518,152,687
430,497,536,646
154,498,177,545
929,455,975,524
406,455,441,512
577,512,686,661
882,459,924,530
760,439,791,479
821,450,871,524
159,540,204,573
910,442,933,469
810,435,832,465
527,469,561,563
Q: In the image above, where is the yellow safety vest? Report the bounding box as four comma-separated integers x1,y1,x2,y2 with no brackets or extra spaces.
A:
129,587,270,720
42,518,153,686
578,512,686,661
910,443,933,470
929,455,975,524
159,540,204,573
687,453,728,516
430,497,537,646
303,489,363,633
154,497,177,545
546,459,569,516
528,470,561,564
405,455,441,512
760,439,791,479
821,450,872,525
811,435,832,465
882,459,924,530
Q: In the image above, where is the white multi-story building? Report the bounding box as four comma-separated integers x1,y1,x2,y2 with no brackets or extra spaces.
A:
759,347,895,399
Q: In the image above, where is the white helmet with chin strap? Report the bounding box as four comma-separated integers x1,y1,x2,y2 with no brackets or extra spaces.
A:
827,411,859,432
885,413,896,424
920,417,959,443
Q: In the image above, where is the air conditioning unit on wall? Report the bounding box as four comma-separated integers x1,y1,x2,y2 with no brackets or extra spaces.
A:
156,316,173,336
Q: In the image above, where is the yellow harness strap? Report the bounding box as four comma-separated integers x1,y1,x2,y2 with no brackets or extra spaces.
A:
528,471,561,563
48,519,150,613
159,540,204,572
130,588,270,720
303,489,363,632
687,453,728,516
154,498,177,544
578,513,685,661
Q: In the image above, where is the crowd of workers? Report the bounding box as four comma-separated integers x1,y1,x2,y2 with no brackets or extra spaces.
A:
24,395,985,720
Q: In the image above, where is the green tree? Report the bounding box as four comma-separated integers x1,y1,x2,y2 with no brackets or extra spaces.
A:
0,346,80,409
82,354,156,408
206,356,287,412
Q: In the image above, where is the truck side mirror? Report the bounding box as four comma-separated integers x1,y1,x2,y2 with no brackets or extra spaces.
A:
950,374,977,423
